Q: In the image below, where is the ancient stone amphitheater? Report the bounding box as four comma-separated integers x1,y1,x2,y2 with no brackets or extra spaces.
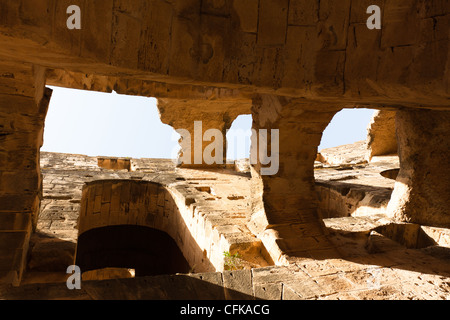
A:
0,0,449,301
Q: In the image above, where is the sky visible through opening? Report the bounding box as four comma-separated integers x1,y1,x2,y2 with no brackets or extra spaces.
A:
319,108,376,150
42,87,376,159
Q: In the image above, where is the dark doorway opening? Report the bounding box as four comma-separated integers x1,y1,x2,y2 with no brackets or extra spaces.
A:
75,225,191,277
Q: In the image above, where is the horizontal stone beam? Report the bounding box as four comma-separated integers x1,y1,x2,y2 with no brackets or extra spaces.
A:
0,1,448,108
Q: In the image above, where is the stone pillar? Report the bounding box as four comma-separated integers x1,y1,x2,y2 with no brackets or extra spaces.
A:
0,63,50,285
366,110,398,161
157,98,251,168
387,109,450,228
248,94,341,264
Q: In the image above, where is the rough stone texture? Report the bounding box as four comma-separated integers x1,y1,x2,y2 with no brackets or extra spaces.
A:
248,95,341,264
0,146,449,299
317,141,369,166
76,179,215,274
23,152,272,285
366,110,398,160
387,109,450,228
0,0,449,300
97,157,131,171
223,269,253,300
0,62,50,285
157,98,251,167
314,142,449,249
315,145,399,219
0,1,448,108
4,234,450,300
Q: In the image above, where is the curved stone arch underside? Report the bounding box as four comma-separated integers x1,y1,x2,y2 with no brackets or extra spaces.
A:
76,179,215,274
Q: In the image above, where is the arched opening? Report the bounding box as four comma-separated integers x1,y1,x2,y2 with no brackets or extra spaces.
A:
317,108,376,165
42,86,179,159
315,108,398,219
75,225,191,279
28,85,260,284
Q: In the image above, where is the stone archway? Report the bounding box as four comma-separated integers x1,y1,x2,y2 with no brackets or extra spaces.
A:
76,225,191,278
75,179,215,277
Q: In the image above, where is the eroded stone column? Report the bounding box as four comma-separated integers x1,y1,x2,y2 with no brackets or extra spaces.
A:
387,109,450,228
0,63,50,285
248,94,341,264
366,110,398,161
157,98,251,168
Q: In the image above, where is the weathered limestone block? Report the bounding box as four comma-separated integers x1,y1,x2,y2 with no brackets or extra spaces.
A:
387,109,450,228
257,0,289,47
77,180,216,274
223,269,253,300
157,98,251,168
318,140,368,165
248,94,341,264
0,62,50,285
97,157,131,171
0,1,448,106
366,110,398,160
27,233,76,272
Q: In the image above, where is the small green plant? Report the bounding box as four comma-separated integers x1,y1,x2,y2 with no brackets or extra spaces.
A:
189,264,197,274
223,251,242,271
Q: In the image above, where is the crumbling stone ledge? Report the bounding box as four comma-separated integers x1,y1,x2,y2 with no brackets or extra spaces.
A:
3,256,450,300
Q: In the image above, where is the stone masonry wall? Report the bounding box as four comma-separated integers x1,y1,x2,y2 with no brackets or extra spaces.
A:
0,62,49,285
4,149,450,300
77,180,216,273
387,109,450,228
25,151,272,285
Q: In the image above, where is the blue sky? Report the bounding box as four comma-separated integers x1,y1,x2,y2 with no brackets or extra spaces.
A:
42,87,375,159
319,108,375,150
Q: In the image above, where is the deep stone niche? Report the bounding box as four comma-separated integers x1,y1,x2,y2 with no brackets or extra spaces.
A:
75,225,190,276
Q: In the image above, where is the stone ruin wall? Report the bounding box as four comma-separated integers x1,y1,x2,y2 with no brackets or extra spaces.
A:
0,0,449,299
3,147,450,300
26,151,274,284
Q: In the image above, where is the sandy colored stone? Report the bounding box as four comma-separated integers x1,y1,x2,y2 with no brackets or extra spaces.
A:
0,0,449,301
223,269,253,300
387,110,450,228
366,110,398,160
